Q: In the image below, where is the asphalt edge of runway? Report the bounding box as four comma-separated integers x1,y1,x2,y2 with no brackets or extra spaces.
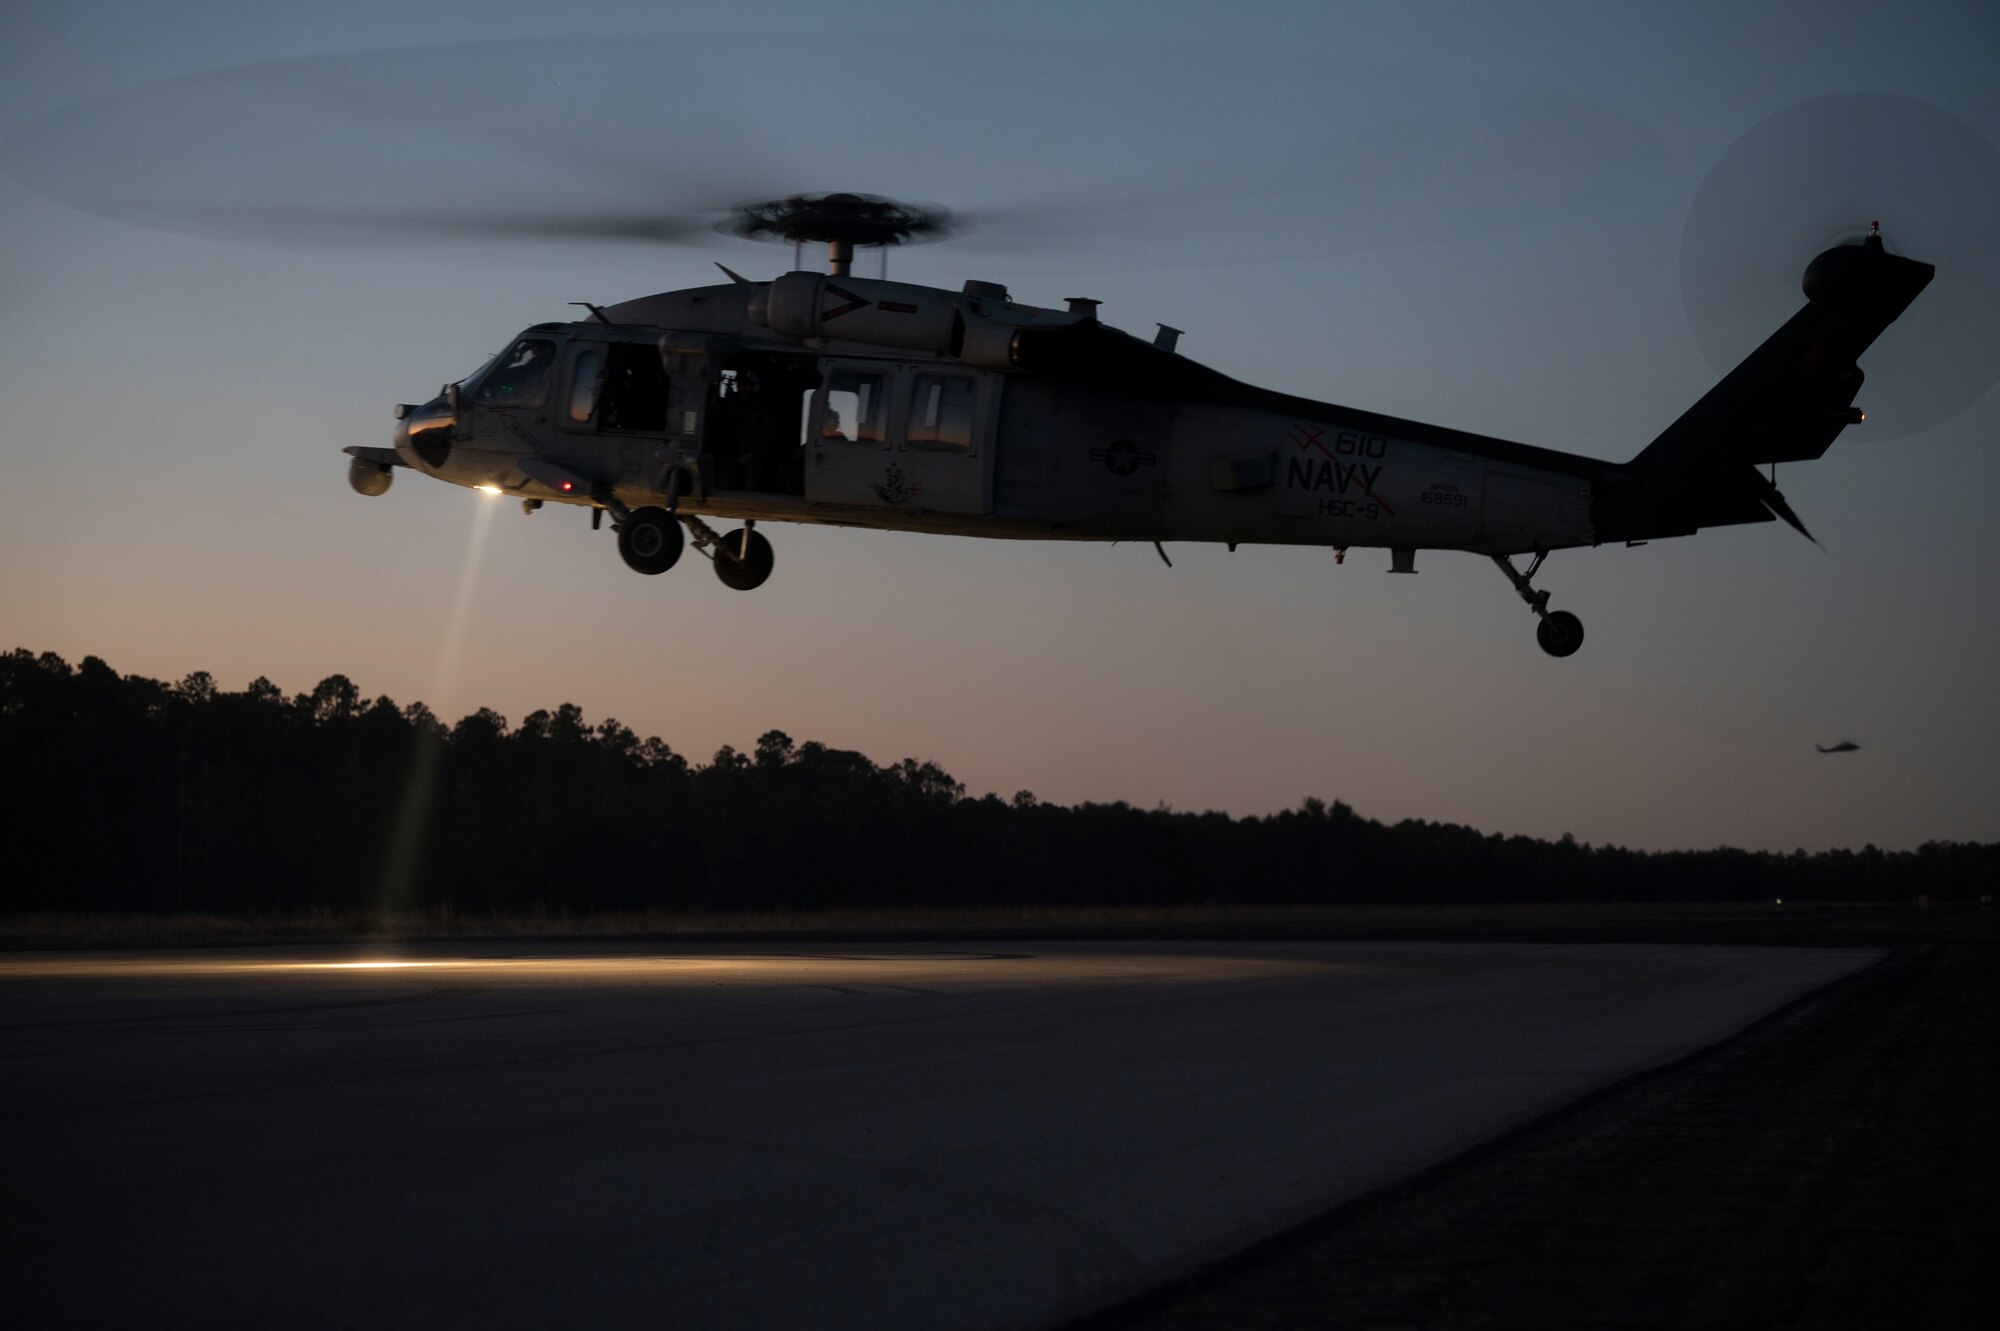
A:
1060,945,1905,1331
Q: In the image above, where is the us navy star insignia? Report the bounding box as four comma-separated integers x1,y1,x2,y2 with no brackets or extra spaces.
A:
1090,440,1157,476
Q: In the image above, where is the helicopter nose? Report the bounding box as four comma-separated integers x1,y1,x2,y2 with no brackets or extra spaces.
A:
398,395,455,469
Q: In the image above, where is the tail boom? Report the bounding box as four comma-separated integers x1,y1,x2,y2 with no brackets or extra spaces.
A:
1601,230,1933,543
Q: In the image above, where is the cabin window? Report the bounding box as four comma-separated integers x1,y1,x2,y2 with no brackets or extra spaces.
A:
567,350,603,422
823,370,887,443
908,374,976,450
478,338,558,407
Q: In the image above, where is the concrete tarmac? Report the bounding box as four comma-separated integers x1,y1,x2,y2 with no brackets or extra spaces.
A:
0,941,1874,1329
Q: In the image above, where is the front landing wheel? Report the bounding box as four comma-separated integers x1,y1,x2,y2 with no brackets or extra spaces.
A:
713,529,775,590
617,507,683,575
1536,610,1584,658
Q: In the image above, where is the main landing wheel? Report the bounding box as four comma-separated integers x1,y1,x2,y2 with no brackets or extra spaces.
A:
617,506,683,575
713,528,775,590
1536,610,1585,658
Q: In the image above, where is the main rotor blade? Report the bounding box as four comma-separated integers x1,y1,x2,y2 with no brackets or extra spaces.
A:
3,34,1663,264
81,203,731,249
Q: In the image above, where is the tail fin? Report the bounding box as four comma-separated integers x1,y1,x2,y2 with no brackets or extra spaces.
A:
1607,229,1933,542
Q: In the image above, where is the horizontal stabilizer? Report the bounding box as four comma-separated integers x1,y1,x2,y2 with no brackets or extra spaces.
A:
1742,464,1818,544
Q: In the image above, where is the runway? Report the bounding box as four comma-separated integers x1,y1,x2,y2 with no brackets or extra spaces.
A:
0,941,1875,1329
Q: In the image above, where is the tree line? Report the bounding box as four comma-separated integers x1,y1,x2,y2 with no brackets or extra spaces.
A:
2,647,1991,915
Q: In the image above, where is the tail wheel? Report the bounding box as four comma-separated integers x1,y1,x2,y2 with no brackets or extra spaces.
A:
617,507,683,575
1536,610,1584,657
713,529,775,590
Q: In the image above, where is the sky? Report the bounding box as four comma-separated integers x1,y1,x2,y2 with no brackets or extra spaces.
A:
3,0,1996,852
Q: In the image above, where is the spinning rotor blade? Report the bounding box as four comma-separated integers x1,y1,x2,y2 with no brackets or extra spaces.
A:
2,35,1662,266
73,204,732,249
1681,93,2000,440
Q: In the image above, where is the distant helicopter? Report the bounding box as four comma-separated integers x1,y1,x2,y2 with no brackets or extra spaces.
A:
345,192,1933,657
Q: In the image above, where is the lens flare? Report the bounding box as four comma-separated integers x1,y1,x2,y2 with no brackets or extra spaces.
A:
377,494,499,914
312,959,443,970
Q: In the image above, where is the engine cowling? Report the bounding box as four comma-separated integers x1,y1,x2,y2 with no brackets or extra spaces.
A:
749,272,967,353
745,271,1097,372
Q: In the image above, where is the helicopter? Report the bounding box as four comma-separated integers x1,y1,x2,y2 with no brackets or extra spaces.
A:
343,191,1933,657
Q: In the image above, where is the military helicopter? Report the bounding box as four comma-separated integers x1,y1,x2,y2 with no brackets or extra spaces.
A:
344,190,1931,657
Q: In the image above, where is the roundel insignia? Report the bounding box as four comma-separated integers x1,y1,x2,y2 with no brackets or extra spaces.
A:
1090,440,1157,477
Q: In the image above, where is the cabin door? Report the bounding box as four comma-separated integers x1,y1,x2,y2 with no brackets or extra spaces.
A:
805,361,996,514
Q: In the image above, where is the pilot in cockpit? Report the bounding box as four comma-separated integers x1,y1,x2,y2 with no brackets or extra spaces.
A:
481,339,555,403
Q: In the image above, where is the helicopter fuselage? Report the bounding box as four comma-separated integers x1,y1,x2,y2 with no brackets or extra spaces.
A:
382,275,1598,558
350,230,1931,657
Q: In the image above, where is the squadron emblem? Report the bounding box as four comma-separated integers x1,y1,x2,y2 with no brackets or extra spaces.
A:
871,463,922,505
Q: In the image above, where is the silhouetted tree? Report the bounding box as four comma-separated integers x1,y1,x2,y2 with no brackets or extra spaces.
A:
3,645,1995,917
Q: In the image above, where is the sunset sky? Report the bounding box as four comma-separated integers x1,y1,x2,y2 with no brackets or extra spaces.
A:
4,1,1996,852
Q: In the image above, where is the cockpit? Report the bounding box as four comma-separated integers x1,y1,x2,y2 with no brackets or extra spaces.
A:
477,337,559,407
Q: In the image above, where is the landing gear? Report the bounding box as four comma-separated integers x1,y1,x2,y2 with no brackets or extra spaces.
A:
1536,610,1584,657
1491,552,1585,658
712,526,775,591
617,506,683,575
604,498,776,590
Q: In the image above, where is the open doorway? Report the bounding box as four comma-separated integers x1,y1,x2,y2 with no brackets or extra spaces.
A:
707,351,820,495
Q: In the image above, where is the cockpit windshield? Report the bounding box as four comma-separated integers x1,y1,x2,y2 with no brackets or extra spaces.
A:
477,337,559,407
454,351,501,389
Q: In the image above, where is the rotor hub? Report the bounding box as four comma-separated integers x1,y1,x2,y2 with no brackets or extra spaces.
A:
722,193,953,248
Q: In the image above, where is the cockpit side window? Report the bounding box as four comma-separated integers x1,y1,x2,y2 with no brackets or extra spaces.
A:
568,349,604,423
477,338,558,407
